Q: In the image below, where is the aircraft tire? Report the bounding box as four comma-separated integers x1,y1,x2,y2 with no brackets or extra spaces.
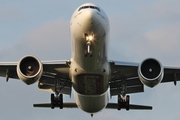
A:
126,95,130,111
51,94,55,109
117,95,121,110
59,94,63,109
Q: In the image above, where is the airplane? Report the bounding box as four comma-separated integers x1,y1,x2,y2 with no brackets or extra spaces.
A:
1,3,180,117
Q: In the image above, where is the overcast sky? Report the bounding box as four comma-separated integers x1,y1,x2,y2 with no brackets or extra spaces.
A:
0,0,180,120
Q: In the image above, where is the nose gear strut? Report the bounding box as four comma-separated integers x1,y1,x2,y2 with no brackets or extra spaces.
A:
84,33,94,57
85,41,93,57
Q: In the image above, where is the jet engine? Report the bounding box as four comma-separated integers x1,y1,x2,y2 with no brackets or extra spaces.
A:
138,58,164,87
17,56,43,85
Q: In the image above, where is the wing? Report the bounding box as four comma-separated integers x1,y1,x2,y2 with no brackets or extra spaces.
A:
0,62,19,81
109,60,180,96
0,60,72,95
161,66,180,85
109,61,142,96
38,60,72,95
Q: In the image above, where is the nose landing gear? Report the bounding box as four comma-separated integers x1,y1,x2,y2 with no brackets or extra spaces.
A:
85,41,93,57
84,33,94,57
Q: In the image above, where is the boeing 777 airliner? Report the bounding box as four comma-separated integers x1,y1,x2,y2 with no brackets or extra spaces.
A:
1,3,180,116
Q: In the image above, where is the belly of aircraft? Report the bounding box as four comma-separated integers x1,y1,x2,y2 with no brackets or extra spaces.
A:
72,73,109,113
74,90,108,113
76,74,104,95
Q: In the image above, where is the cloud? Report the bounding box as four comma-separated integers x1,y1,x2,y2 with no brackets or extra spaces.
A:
144,25,180,53
0,19,71,61
109,0,180,64
22,19,71,58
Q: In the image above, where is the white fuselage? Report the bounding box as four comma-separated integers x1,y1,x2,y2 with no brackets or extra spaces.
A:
70,3,110,113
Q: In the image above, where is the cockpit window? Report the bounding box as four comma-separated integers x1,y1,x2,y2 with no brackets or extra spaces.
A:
90,6,95,9
78,6,101,12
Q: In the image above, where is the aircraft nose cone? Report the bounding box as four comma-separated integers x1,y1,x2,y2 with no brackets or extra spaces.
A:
77,10,100,32
84,10,95,21
81,10,98,25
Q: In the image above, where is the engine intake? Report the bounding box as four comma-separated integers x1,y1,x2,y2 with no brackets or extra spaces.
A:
17,56,43,85
138,58,164,87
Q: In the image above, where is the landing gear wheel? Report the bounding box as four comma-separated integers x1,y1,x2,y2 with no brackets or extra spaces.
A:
84,50,93,57
85,50,88,57
90,51,93,57
117,95,122,110
51,94,55,109
125,95,130,111
117,95,130,111
59,94,63,109
50,93,63,109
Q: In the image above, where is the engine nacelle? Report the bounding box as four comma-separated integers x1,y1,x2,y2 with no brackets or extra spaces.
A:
138,58,164,87
17,56,43,85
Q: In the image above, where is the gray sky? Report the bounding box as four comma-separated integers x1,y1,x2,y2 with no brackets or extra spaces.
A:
0,0,180,120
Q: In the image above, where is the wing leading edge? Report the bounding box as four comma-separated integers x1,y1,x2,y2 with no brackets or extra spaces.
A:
0,62,18,81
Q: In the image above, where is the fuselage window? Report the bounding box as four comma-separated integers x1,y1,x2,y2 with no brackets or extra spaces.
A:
78,6,101,12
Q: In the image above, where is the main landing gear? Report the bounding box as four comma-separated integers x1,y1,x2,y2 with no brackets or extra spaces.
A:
117,95,129,110
116,79,130,110
50,78,67,109
51,93,63,109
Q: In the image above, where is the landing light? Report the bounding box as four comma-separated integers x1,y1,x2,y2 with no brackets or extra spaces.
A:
86,35,94,41
89,35,93,41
